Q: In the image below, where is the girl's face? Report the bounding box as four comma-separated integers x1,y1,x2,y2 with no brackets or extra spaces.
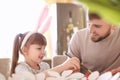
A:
25,44,46,64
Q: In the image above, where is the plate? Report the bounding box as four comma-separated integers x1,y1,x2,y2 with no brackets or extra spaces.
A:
97,72,112,80
88,71,100,80
110,72,120,80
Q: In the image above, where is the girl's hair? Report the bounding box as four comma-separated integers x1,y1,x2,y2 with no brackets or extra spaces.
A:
10,32,47,76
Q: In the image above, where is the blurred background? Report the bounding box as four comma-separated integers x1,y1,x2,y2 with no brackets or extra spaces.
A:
0,0,120,59
0,0,120,79
79,0,120,26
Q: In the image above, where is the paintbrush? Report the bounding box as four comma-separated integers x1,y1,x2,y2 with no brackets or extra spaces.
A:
65,52,92,74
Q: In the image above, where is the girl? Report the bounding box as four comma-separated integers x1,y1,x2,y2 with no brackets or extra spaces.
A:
10,32,80,76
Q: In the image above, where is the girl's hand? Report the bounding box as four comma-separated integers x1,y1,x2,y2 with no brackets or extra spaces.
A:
62,57,80,72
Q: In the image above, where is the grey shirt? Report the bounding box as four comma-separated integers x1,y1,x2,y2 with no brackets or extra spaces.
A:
68,27,120,72
15,62,50,74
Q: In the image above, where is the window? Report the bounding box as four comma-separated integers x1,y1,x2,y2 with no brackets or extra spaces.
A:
0,0,54,59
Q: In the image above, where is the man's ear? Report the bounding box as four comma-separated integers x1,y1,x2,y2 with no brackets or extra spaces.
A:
111,25,116,30
110,24,116,34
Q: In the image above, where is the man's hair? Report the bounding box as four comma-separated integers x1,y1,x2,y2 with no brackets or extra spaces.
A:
89,13,101,20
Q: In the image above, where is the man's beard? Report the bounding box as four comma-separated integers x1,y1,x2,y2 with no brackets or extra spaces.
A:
91,31,111,42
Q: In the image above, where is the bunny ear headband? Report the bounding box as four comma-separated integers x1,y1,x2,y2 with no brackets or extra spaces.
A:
35,4,52,34
21,4,52,49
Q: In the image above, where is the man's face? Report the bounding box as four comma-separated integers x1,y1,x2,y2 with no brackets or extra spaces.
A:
89,19,111,42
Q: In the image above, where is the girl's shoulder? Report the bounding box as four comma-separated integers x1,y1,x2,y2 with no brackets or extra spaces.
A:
17,62,28,67
15,62,30,73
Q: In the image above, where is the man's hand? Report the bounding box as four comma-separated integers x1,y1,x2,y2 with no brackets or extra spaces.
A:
110,67,120,75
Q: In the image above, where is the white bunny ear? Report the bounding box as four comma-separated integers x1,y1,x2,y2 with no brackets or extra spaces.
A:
39,16,52,34
110,72,120,80
35,73,46,80
47,71,60,77
67,72,84,79
0,73,6,80
61,70,73,77
35,5,49,31
88,71,100,80
97,72,112,80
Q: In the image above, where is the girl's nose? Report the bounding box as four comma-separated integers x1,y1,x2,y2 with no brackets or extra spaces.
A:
41,49,46,55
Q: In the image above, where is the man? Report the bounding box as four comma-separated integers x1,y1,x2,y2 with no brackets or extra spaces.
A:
67,13,120,74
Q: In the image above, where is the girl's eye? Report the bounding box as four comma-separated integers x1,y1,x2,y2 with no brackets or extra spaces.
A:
37,48,41,50
37,47,45,50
